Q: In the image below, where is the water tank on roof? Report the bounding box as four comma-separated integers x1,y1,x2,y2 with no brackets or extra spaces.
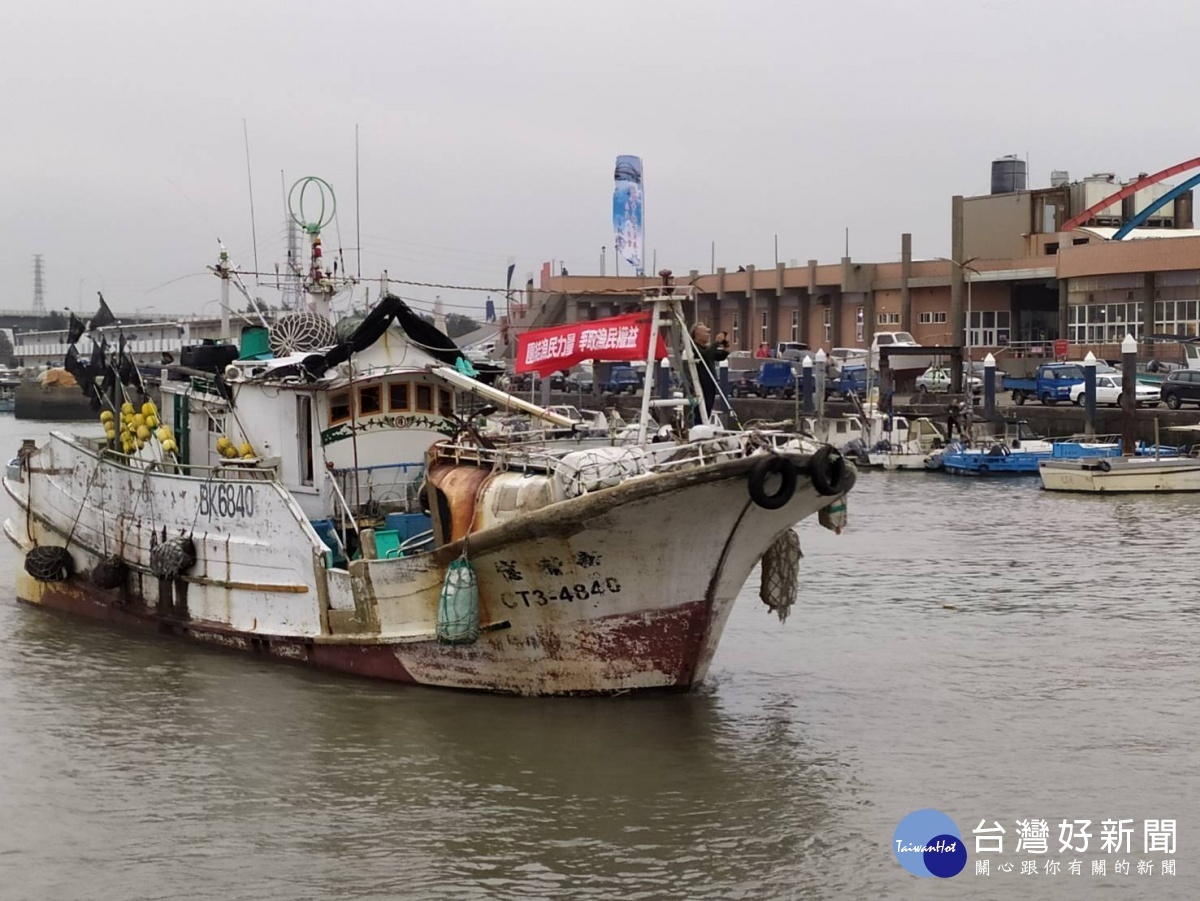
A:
1051,170,1070,187
991,155,1027,195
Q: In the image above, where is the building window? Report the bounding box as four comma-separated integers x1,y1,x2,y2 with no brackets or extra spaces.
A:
823,308,831,343
389,381,410,411
358,385,382,416
731,313,740,345
1045,242,1060,255
415,384,434,413
760,310,769,344
877,312,900,325
438,388,453,415
855,307,864,342
968,311,1012,347
1067,302,1144,343
918,311,948,324
790,310,799,341
1153,299,1198,338
329,392,351,424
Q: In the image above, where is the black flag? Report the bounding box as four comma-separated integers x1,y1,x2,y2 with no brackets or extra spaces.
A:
67,312,86,345
89,337,107,377
89,292,116,330
63,344,86,380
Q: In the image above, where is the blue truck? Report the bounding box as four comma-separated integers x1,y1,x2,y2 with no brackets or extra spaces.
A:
826,364,874,400
1001,363,1086,405
730,360,796,398
602,364,643,394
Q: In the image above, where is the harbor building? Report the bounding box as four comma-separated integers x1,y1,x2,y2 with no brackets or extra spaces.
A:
517,156,1200,365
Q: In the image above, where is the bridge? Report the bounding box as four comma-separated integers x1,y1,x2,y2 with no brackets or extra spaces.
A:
0,309,181,333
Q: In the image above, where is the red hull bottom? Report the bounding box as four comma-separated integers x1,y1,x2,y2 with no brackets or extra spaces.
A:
16,577,724,695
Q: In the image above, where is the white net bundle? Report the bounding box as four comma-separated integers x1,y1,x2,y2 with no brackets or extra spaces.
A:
553,447,647,500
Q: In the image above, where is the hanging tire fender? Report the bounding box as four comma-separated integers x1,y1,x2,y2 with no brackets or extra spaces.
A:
808,445,849,497
748,454,798,510
1098,459,1112,472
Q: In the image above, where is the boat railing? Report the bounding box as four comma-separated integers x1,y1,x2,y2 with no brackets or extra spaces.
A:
430,429,816,479
325,470,362,539
86,440,280,482
330,461,425,515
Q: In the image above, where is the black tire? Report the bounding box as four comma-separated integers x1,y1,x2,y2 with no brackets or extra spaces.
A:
1098,459,1112,472
1116,393,1124,408
1041,393,1057,406
808,445,849,497
1074,393,1083,406
1167,393,1182,410
1013,391,1026,406
748,455,798,510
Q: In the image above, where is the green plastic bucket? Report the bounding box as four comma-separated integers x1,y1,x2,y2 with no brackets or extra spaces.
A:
239,326,271,360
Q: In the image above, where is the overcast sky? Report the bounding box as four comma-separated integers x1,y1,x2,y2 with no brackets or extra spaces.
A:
6,0,1199,322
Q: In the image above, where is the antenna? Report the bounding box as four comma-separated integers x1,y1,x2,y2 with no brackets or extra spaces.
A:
243,120,260,284
355,123,362,279
31,254,46,314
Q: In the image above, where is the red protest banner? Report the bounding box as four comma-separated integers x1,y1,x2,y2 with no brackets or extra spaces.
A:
515,311,667,376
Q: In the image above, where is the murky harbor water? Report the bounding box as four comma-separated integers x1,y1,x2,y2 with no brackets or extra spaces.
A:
1,418,1198,899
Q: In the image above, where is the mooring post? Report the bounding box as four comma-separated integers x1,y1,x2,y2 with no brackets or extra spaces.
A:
657,356,671,399
814,348,827,418
1120,334,1137,455
1083,351,1097,439
802,355,815,414
983,352,996,419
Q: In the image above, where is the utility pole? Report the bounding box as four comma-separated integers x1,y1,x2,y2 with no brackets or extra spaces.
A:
32,255,46,314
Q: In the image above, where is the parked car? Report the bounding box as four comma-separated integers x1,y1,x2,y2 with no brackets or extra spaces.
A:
1161,369,1200,409
916,365,982,394
775,341,809,361
1001,363,1085,405
1068,374,1160,407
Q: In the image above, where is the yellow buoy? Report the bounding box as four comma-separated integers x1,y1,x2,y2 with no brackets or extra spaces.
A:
136,425,151,441
132,414,146,429
121,402,134,415
216,436,231,451
100,410,114,423
239,442,253,457
146,415,159,429
162,439,177,454
141,402,155,417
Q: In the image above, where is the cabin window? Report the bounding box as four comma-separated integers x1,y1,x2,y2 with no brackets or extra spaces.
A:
438,388,453,415
297,396,314,486
330,392,351,424
415,384,434,413
389,381,410,411
359,385,382,416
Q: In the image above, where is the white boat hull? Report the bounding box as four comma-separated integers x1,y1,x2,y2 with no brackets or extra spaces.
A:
1039,457,1200,493
4,432,851,695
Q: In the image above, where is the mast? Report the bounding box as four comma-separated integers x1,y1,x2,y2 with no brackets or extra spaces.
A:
217,245,231,341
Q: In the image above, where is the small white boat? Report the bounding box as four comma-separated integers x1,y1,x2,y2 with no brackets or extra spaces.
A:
1039,423,1200,493
1039,455,1200,493
863,413,946,471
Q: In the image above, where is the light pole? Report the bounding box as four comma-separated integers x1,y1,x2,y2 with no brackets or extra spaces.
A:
937,256,980,392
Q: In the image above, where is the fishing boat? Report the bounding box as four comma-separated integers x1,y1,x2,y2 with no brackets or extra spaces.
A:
861,412,945,471
2,205,853,696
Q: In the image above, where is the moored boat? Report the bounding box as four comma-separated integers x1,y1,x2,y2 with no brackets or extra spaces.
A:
2,214,854,696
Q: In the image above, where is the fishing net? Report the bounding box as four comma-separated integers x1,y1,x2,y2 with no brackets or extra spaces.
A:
437,556,480,645
24,546,74,583
269,313,337,356
150,536,197,579
553,447,646,499
90,555,129,590
759,529,802,624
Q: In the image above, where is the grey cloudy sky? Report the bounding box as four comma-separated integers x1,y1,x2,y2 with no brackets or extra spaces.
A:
6,0,1198,321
